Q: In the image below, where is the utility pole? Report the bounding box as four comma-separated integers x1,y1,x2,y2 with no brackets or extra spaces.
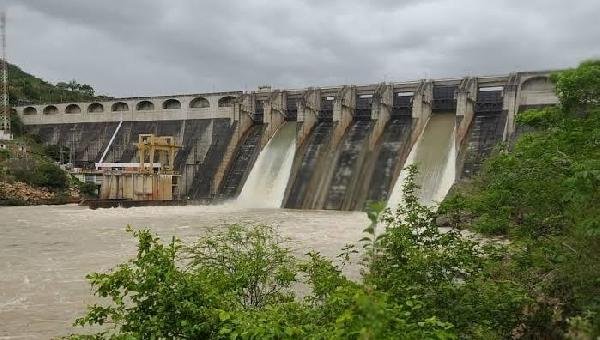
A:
0,10,10,140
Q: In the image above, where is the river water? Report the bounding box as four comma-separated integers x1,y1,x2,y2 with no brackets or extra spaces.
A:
0,204,368,338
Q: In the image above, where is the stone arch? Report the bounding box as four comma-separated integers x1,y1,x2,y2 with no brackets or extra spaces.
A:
521,76,553,92
24,106,37,115
162,98,181,109
218,96,236,107
43,105,58,115
136,100,155,111
111,102,129,112
65,104,82,114
189,96,210,108
88,102,104,113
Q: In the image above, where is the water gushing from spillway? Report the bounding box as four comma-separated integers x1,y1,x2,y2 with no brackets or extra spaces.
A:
387,113,456,209
236,122,297,208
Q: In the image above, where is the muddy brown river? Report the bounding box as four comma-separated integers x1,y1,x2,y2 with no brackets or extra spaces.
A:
0,204,368,339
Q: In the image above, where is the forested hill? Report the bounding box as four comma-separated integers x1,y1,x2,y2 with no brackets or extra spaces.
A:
7,62,110,106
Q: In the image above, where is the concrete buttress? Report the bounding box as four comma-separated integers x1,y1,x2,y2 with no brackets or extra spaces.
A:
369,83,393,148
296,88,320,148
410,80,433,143
211,93,254,195
455,77,478,150
262,90,286,147
502,73,520,140
332,85,356,147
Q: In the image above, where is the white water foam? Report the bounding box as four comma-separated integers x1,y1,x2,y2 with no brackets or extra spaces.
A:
387,113,456,210
235,122,297,208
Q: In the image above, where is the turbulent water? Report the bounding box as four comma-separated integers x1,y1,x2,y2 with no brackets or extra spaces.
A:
388,113,456,208
236,122,297,208
0,204,367,338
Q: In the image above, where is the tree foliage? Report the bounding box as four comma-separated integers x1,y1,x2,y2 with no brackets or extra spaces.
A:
7,63,103,106
552,59,600,112
441,59,600,337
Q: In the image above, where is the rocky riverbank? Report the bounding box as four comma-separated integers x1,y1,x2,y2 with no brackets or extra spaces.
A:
0,181,80,205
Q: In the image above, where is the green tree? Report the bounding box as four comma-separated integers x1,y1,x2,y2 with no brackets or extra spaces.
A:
440,59,600,337
552,59,600,112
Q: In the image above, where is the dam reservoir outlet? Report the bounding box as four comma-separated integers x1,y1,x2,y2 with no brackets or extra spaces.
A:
235,114,456,210
388,112,457,208
236,122,297,208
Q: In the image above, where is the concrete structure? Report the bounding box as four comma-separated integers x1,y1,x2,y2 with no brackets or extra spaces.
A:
16,91,241,125
15,72,558,134
15,70,560,207
100,173,175,200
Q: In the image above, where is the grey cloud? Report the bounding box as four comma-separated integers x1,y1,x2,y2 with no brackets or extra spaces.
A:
4,0,600,97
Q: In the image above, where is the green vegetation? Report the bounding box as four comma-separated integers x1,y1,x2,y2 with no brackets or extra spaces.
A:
8,62,106,106
0,121,86,203
68,60,599,339
441,60,600,337
0,62,105,203
7,158,68,189
71,170,499,339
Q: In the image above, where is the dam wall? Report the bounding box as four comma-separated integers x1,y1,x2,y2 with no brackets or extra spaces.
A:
16,71,559,209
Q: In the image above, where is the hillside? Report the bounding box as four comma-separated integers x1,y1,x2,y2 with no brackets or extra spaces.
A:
7,62,109,106
0,63,102,204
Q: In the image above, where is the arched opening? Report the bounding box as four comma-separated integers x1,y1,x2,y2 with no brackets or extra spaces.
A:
24,107,37,115
218,96,236,107
162,98,181,109
521,76,553,92
65,104,81,114
136,100,155,111
43,105,58,115
88,103,104,113
189,97,210,108
111,102,129,112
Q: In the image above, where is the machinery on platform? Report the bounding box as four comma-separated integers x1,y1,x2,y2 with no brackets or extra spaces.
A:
92,134,182,207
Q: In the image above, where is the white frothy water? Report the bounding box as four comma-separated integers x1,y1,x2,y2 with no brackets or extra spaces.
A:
387,113,456,209
235,122,297,208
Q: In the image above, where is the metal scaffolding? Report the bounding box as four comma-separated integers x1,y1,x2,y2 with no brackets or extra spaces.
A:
0,11,10,139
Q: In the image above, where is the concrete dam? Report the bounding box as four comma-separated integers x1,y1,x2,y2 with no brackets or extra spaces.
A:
14,71,558,210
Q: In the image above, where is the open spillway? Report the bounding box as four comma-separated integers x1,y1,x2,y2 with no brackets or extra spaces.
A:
235,122,297,208
388,113,456,208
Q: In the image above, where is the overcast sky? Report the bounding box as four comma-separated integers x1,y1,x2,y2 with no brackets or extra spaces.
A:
3,0,600,97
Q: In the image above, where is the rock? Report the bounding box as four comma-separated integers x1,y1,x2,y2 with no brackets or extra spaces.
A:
435,215,452,227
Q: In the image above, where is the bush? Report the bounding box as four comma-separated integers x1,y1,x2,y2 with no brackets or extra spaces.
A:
78,182,98,198
34,162,68,189
9,159,68,190
43,144,69,163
